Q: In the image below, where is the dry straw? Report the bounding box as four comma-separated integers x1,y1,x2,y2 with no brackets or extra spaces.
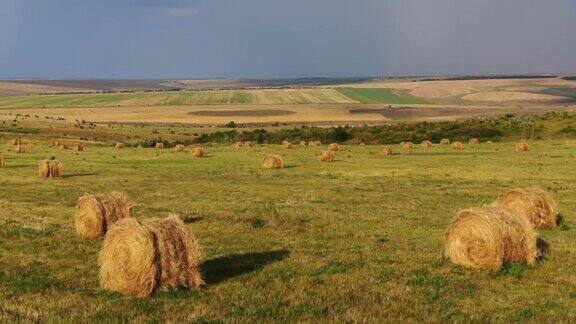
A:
75,192,132,239
421,140,432,148
516,140,529,152
14,144,27,154
74,143,84,152
262,154,284,169
452,142,464,150
282,140,293,149
328,143,340,151
469,138,479,145
308,140,321,147
115,142,125,149
59,144,68,150
378,147,394,156
155,142,165,149
496,188,558,229
318,150,336,162
0,155,4,168
10,139,21,146
299,140,307,146
243,141,254,147
402,142,414,150
39,159,62,178
191,147,205,158
232,141,243,148
174,144,185,152
440,138,451,145
444,206,538,271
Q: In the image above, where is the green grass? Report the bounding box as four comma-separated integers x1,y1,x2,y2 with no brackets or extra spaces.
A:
336,88,428,104
0,135,575,321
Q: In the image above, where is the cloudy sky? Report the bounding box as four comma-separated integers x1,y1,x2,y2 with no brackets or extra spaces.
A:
0,0,574,79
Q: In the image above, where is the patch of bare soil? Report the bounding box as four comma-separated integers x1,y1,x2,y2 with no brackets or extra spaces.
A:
189,109,296,117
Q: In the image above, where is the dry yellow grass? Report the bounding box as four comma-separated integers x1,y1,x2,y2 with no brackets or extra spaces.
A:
262,154,284,169
496,188,558,229
38,159,62,178
0,155,4,168
75,192,132,239
318,150,336,162
14,144,27,154
444,206,539,271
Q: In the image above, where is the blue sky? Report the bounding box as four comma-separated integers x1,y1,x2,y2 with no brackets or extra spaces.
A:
0,0,575,79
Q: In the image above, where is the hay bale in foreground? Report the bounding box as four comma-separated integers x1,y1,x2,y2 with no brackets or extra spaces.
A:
421,140,432,148
73,143,84,152
469,138,479,145
516,140,529,152
39,158,62,178
318,150,336,162
282,140,293,149
14,144,27,154
378,147,394,156
402,142,414,150
496,188,558,229
99,218,158,298
452,142,464,150
440,138,451,145
75,192,132,239
444,206,538,271
174,144,185,152
115,142,125,149
308,140,321,147
328,143,340,151
155,142,165,149
191,147,205,158
262,154,284,169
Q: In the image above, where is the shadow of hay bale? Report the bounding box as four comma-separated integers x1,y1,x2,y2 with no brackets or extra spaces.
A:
201,250,289,285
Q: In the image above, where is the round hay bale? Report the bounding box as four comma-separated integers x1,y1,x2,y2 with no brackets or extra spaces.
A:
444,206,538,271
318,150,336,162
469,138,479,145
73,143,84,152
516,140,529,152
496,188,558,229
299,140,307,146
402,142,414,150
75,192,132,239
174,144,185,152
232,141,243,148
10,139,21,146
378,147,394,156
99,218,157,298
452,142,464,150
308,140,321,147
243,141,254,147
38,158,62,178
262,154,284,169
191,147,205,158
115,142,125,149
146,214,204,290
58,144,68,150
421,140,432,148
328,143,340,151
14,144,27,154
440,138,451,145
282,140,293,149
155,142,164,149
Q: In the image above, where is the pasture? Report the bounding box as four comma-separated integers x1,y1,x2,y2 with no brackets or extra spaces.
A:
1,136,575,321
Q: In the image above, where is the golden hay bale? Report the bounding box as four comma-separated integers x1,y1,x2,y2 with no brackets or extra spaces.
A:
282,140,293,149
38,159,62,178
299,140,307,146
421,140,432,148
452,142,464,150
232,141,243,148
174,144,185,152
440,138,451,145
73,143,84,152
516,140,529,152
308,140,321,147
10,139,21,146
75,192,132,239
262,154,284,169
115,142,125,149
496,188,558,229
155,142,165,149
469,138,479,145
444,206,538,271
147,214,204,290
328,143,340,151
58,144,68,150
99,218,158,298
318,150,336,162
14,144,27,154
191,147,205,158
243,141,254,147
402,142,414,150
378,147,394,156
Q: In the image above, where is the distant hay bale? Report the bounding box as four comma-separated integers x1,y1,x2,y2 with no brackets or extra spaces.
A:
115,142,125,149
299,141,307,146
0,155,4,168
75,192,132,239
318,150,336,162
147,214,204,290
14,144,27,154
402,142,414,150
10,139,21,146
496,188,558,229
282,140,293,149
191,147,205,158
155,142,164,149
243,141,254,147
232,141,243,148
262,154,284,169
174,144,185,152
440,138,451,145
308,140,321,147
486,140,494,144
421,140,432,148
452,142,464,150
444,206,538,271
516,140,529,152
378,147,394,156
469,138,479,145
73,143,84,152
99,218,158,298
58,144,68,150
38,159,62,178
328,143,340,151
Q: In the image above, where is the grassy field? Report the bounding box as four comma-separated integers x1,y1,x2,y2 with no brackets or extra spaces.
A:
336,88,428,104
0,135,575,321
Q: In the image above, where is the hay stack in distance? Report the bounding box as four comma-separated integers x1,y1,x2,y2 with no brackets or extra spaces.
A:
402,142,414,150
0,155,4,168
299,140,307,146
308,140,321,147
378,147,394,156
232,141,243,148
58,144,68,150
452,142,464,150
73,143,84,152
243,141,254,147
469,138,479,145
318,150,336,162
282,140,293,149
14,144,27,154
516,140,529,152
440,138,451,145
115,142,125,149
39,158,62,178
421,140,432,148
496,188,558,229
328,143,340,151
262,154,284,169
75,192,132,239
486,140,494,144
155,142,164,149
191,147,205,158
174,144,185,152
444,206,538,271
10,139,21,146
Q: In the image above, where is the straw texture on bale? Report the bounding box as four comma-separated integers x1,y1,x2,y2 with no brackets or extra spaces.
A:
516,140,529,152
14,144,27,154
444,206,538,271
469,138,479,145
318,150,336,162
440,138,451,145
328,143,340,151
262,154,284,169
115,142,125,149
402,142,414,150
452,142,464,150
282,140,293,149
421,140,432,148
308,140,321,147
38,159,62,178
191,147,205,158
174,144,185,152
378,147,394,156
496,188,558,229
75,192,132,239
99,218,158,298
73,143,84,152
155,142,164,149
